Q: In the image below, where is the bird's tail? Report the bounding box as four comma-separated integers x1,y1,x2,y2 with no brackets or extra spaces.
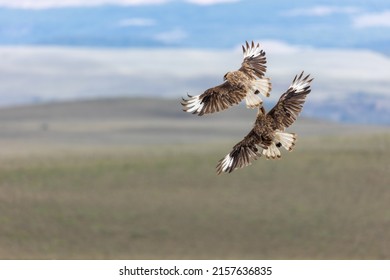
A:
245,78,271,109
275,131,296,151
262,142,281,159
262,131,296,159
245,91,262,109
252,77,271,98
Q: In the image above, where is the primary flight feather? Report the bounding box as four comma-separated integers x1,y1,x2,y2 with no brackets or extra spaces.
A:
181,41,272,116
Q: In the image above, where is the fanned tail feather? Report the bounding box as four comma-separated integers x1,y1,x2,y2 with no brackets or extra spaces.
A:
244,77,271,108
262,143,281,159
262,132,297,159
275,131,296,151
245,92,262,109
252,78,271,98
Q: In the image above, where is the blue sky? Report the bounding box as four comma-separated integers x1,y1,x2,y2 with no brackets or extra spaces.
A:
0,0,389,53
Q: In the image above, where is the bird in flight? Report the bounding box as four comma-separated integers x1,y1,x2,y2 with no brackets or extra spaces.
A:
216,71,313,174
181,41,271,116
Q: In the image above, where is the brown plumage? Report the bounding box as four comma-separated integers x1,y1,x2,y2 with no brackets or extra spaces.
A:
181,41,271,116
216,72,313,174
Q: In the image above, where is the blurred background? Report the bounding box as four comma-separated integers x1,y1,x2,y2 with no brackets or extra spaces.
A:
0,0,389,259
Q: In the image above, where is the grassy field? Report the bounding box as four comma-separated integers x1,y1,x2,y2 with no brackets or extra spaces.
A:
0,98,389,259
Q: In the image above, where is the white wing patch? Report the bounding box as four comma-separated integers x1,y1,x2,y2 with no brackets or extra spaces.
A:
243,41,263,59
219,154,234,173
182,94,204,114
290,72,312,93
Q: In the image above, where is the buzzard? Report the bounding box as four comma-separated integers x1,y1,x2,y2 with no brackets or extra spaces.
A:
181,41,272,116
216,71,313,174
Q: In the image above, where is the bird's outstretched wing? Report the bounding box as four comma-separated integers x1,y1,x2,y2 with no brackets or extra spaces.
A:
239,41,268,80
182,41,271,116
216,129,262,174
181,81,247,116
267,72,313,130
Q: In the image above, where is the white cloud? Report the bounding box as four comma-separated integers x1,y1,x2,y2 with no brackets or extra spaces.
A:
282,6,360,17
0,0,240,8
0,0,169,9
185,0,239,5
0,0,240,9
353,11,390,28
258,40,306,55
234,40,305,55
118,18,156,27
269,49,390,98
1,43,390,105
154,28,188,44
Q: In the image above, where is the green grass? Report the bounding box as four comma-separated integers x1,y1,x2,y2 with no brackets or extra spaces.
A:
0,133,389,259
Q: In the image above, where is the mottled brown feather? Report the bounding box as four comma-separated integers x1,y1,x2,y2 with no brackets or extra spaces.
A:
267,72,313,130
196,81,247,115
239,41,267,79
216,129,261,174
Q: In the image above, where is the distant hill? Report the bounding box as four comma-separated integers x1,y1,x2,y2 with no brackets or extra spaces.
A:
0,97,387,156
303,93,390,125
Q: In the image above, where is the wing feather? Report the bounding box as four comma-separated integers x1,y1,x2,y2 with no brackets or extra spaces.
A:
239,41,267,79
267,71,313,130
181,81,246,116
182,41,270,115
216,129,262,174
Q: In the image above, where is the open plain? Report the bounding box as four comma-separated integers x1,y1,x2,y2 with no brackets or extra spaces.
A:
0,98,388,259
